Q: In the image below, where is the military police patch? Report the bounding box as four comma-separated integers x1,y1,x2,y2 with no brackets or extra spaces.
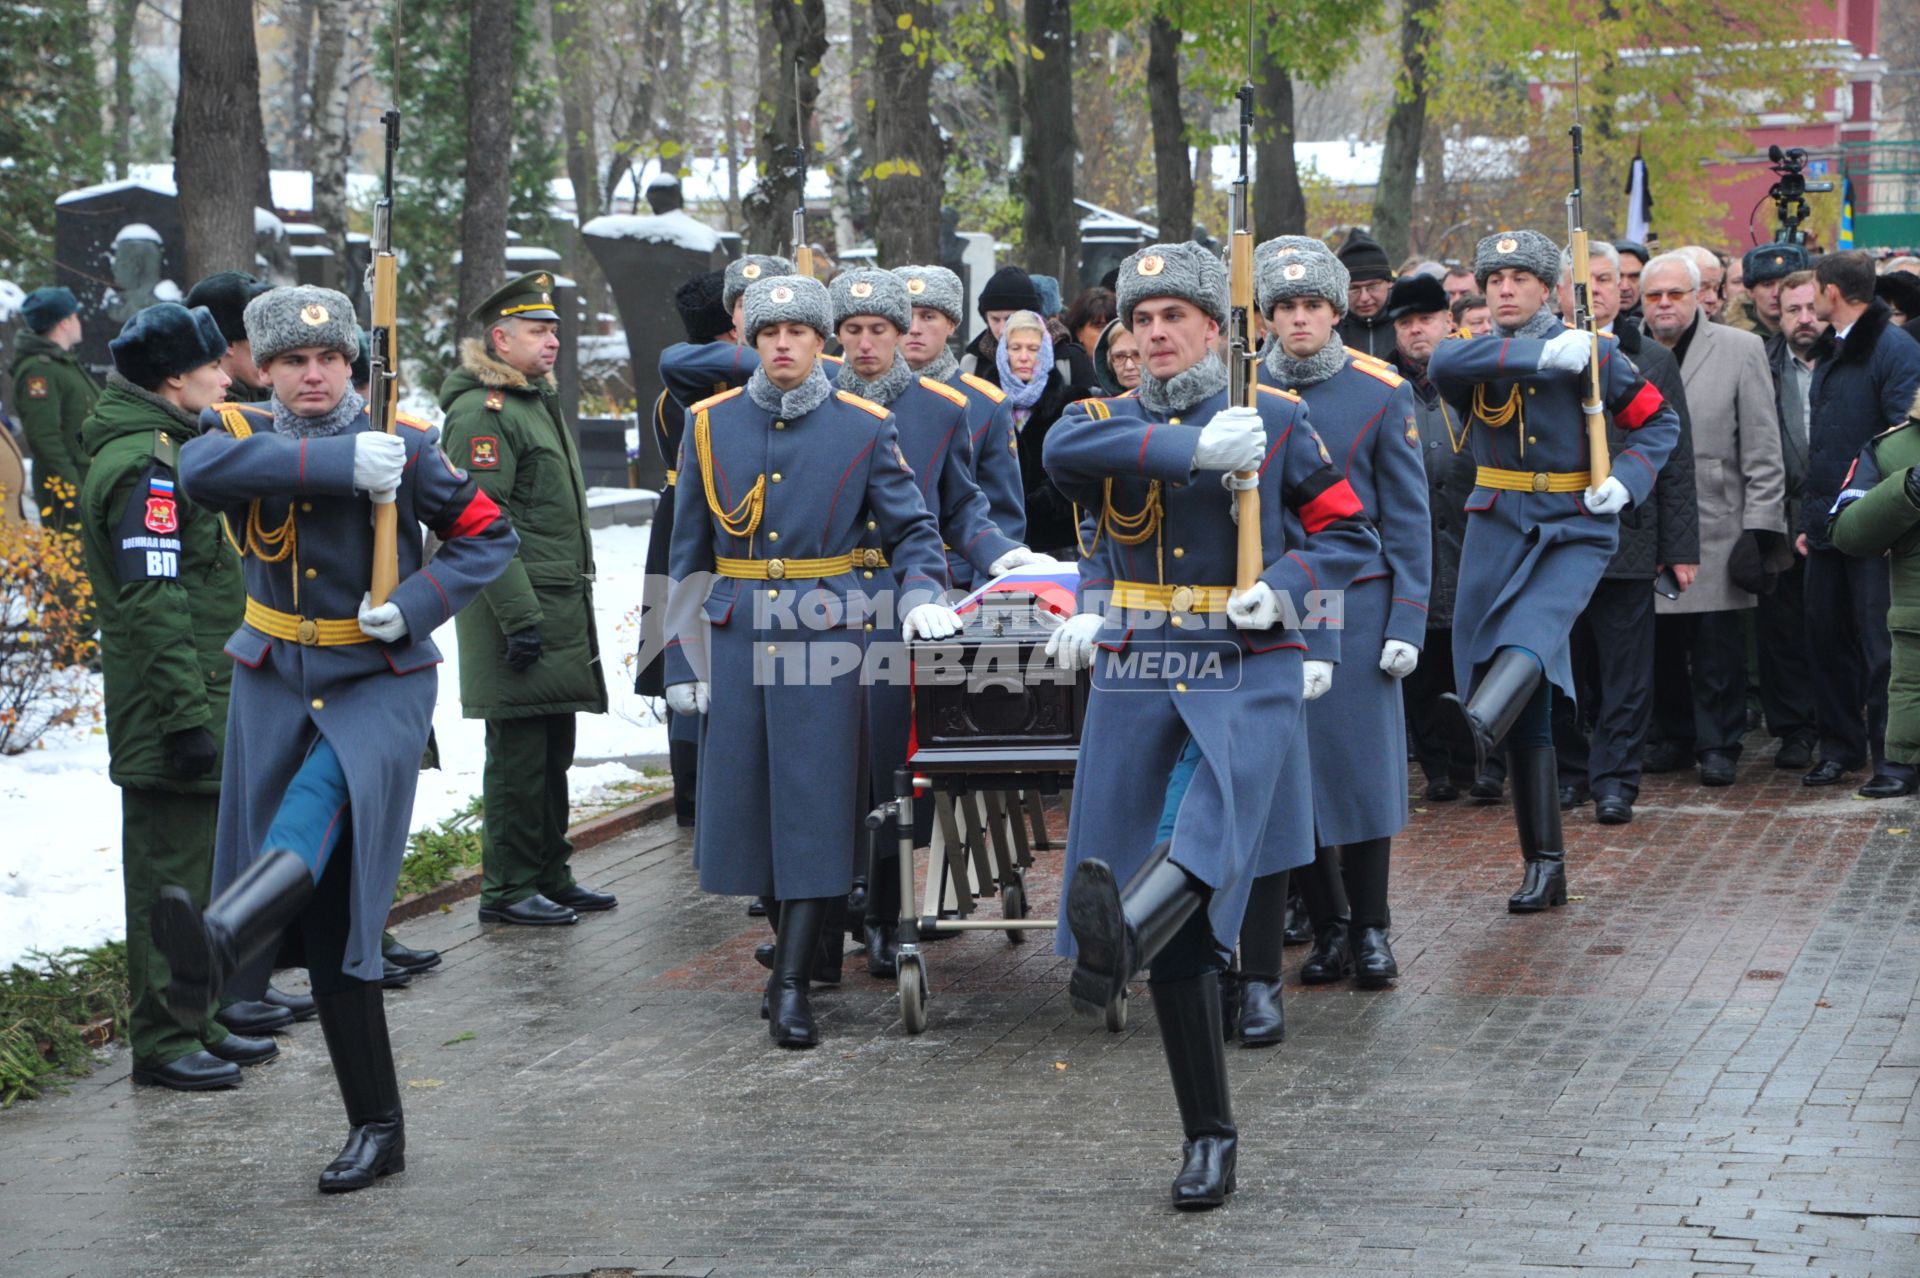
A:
470,436,500,469
144,474,179,534
1405,416,1420,447
25,376,48,399
1315,432,1332,466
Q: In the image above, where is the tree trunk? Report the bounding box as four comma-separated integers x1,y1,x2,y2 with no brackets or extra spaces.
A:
1370,0,1439,263
742,0,829,257
456,0,517,329
306,0,352,290
550,0,606,322
720,0,740,221
287,0,318,171
175,0,273,279
1146,15,1192,243
110,0,140,178
869,0,946,265
1019,0,1076,281
1253,44,1306,239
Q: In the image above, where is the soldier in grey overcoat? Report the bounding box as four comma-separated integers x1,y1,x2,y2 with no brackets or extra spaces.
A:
157,286,517,1193
663,275,962,1050
1044,242,1378,1210
1430,232,1681,913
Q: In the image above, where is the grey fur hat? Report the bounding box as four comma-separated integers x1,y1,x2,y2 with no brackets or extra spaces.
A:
892,265,964,324
742,275,832,345
724,255,796,310
829,268,911,333
1257,242,1350,316
1474,230,1561,289
1255,234,1335,267
244,285,360,364
1115,242,1228,329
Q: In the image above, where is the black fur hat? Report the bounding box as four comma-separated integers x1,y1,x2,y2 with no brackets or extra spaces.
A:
184,271,271,343
109,303,229,389
674,271,733,344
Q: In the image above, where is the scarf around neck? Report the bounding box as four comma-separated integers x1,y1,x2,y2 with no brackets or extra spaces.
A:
1262,339,1349,390
1494,308,1564,342
918,346,961,386
746,361,834,420
996,325,1053,410
272,386,366,439
1138,351,1230,415
836,350,915,406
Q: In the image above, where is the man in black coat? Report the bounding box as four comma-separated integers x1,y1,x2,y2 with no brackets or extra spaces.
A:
1549,242,1700,824
1334,230,1396,357
1756,266,1819,770
1799,251,1920,797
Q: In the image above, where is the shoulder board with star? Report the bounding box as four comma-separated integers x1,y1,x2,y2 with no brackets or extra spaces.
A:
917,377,969,409
1348,358,1404,389
150,429,178,468
690,385,746,413
820,352,844,366
1256,384,1303,403
836,390,890,419
395,413,432,432
959,373,1007,404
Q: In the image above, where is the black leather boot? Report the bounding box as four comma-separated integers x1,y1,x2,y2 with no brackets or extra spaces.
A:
767,897,827,1048
1282,892,1312,946
753,907,842,985
1236,871,1286,1047
862,836,900,977
1508,745,1569,913
1217,968,1241,1043
1064,843,1204,1018
1437,648,1544,777
314,984,404,1193
1296,846,1353,984
1150,973,1237,1211
1343,837,1398,987
1298,923,1352,983
154,849,313,1022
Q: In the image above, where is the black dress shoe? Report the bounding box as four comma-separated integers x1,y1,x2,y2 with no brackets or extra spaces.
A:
1642,741,1689,774
1559,783,1591,809
548,883,617,912
205,1032,279,1065
1803,759,1855,787
747,897,768,917
478,894,579,925
216,998,294,1035
1281,893,1311,946
1594,795,1634,825
1424,777,1460,802
131,1050,241,1091
1350,927,1398,988
1774,736,1814,770
380,959,413,990
1469,770,1505,801
1298,924,1353,984
1857,773,1918,799
263,984,318,1020
1237,976,1283,1046
381,940,442,973
1699,751,1737,787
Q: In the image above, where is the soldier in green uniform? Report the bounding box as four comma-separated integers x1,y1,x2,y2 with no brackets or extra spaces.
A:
185,272,275,404
1829,391,1920,776
439,272,612,925
11,287,99,531
76,303,279,1089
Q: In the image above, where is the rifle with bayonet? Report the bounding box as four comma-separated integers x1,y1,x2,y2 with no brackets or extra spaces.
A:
368,108,402,604
1565,67,1611,495
791,60,815,279
1226,1,1261,591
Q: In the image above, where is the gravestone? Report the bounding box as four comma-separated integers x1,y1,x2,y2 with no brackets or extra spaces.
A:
1078,210,1151,295
53,178,187,373
955,233,996,348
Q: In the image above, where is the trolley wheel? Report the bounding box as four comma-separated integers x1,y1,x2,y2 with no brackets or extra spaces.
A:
1002,881,1027,942
898,954,929,1034
1105,989,1128,1034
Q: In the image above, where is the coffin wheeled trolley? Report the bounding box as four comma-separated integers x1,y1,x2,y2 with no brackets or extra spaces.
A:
868,586,1122,1033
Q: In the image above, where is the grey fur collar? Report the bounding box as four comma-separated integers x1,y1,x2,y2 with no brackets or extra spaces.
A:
1138,352,1229,415
918,347,961,386
272,386,367,439
746,362,834,419
1262,339,1349,390
836,350,915,406
105,371,201,432
1495,308,1564,341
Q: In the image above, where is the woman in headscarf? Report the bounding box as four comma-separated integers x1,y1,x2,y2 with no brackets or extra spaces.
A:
999,309,1102,555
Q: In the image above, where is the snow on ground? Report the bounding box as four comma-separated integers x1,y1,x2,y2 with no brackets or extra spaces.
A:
0,520,666,969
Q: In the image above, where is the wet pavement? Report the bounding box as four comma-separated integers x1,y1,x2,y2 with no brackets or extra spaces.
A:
4,743,1918,1277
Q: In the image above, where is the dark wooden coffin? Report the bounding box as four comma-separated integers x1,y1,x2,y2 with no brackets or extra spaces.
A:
908,591,1086,775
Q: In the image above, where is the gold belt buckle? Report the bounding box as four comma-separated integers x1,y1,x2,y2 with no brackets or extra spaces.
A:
860,548,881,568
766,557,787,580
1169,585,1196,614
1531,472,1549,493
296,618,319,646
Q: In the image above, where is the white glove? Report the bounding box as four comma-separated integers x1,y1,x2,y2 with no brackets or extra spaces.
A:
988,547,1048,576
1226,580,1283,630
1380,639,1419,679
1192,406,1266,472
1303,660,1334,701
1044,612,1105,672
1535,328,1592,374
665,681,709,716
903,602,965,642
1585,475,1630,516
353,432,406,498
356,592,408,643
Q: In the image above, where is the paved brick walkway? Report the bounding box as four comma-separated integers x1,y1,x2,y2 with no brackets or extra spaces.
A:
4,748,1919,1277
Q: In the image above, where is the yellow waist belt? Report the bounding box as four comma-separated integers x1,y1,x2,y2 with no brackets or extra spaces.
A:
1476,466,1592,494
714,548,889,581
1111,580,1233,614
664,468,678,486
245,597,371,646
